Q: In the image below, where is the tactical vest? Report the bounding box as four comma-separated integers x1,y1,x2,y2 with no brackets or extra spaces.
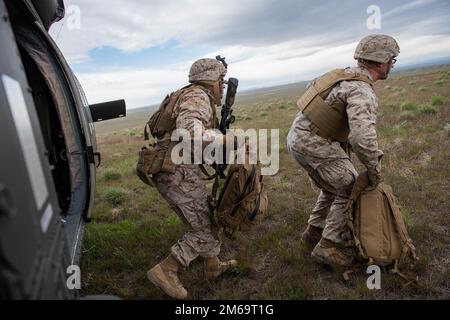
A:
297,68,373,143
144,84,218,140
136,84,218,186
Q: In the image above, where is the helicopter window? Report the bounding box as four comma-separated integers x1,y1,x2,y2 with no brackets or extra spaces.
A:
1,74,49,213
18,46,72,215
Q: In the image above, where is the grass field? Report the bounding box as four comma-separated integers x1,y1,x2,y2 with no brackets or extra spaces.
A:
81,65,450,299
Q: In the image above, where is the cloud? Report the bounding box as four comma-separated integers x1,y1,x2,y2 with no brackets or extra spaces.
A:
76,33,450,109
384,0,435,18
51,0,450,108
77,63,188,107
53,0,449,63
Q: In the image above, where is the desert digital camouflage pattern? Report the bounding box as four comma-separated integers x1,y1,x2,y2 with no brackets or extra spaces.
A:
354,34,400,63
154,165,221,267
173,86,223,143
189,58,227,82
153,63,225,267
287,66,382,244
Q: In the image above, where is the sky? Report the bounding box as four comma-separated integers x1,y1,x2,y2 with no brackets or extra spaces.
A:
49,0,450,109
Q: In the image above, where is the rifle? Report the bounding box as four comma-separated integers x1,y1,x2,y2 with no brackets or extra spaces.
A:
217,77,239,178
219,77,238,134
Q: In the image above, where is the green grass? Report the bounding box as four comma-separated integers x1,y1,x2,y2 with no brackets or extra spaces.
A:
82,66,450,300
101,169,122,181
399,111,415,120
386,103,397,111
418,104,437,114
400,102,417,111
390,86,403,92
102,188,128,206
402,209,412,229
430,96,445,106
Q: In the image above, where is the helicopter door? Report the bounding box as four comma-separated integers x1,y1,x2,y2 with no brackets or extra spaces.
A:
0,0,73,299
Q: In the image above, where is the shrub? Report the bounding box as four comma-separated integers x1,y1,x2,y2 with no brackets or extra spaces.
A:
399,111,415,120
435,79,445,86
400,102,416,111
418,104,437,114
386,103,397,110
102,188,127,206
278,104,287,110
101,169,122,181
430,96,444,106
418,87,427,92
260,112,268,117
402,209,412,229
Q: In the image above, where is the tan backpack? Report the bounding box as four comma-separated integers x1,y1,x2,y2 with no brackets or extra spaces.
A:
136,85,196,186
144,84,195,140
208,162,268,237
345,172,418,274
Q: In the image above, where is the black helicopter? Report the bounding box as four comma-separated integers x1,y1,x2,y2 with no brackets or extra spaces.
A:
0,0,125,299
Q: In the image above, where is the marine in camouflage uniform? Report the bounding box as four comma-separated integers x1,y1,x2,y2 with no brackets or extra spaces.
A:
287,35,400,268
148,59,237,299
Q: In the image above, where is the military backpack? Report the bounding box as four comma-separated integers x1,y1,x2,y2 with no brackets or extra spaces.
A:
208,161,268,237
344,172,418,278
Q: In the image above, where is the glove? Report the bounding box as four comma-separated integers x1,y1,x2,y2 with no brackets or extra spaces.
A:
366,169,382,191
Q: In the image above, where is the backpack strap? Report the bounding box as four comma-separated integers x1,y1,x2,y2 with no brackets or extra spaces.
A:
299,68,373,108
380,184,418,262
344,171,369,212
345,171,370,259
228,165,257,217
249,176,264,221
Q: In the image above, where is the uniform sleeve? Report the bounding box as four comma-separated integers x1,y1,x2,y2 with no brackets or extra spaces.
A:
175,90,223,144
343,81,384,173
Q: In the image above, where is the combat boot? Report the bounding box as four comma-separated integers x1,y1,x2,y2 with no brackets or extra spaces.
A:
311,238,354,268
204,256,238,280
300,224,323,250
147,255,188,299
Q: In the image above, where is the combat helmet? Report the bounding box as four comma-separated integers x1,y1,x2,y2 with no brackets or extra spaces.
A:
189,58,227,83
354,34,400,64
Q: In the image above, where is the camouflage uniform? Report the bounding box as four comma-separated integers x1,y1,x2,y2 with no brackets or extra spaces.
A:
153,86,222,267
287,66,382,244
148,58,236,299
